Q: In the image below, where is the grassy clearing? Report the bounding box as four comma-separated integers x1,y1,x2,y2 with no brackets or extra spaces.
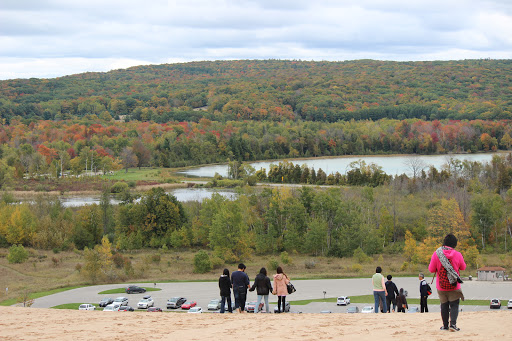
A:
102,168,171,182
98,287,162,295
0,286,86,306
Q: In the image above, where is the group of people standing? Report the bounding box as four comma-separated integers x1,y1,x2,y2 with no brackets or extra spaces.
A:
219,263,290,313
372,233,467,332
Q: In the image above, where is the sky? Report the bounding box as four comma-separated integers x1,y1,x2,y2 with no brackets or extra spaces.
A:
1,0,512,80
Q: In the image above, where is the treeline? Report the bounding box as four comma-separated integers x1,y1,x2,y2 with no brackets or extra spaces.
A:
0,59,511,124
2,156,512,266
1,118,512,188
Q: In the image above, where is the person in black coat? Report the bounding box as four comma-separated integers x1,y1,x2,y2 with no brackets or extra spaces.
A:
219,268,232,313
249,267,273,313
385,274,399,312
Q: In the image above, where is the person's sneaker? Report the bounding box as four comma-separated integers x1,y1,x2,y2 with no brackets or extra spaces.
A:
449,325,460,332
440,326,449,331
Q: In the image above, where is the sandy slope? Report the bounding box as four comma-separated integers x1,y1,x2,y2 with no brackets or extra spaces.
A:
0,307,508,341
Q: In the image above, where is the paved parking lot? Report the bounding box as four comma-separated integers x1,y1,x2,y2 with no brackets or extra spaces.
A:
30,277,512,313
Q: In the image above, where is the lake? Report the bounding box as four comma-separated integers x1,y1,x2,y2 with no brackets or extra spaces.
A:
178,152,504,178
57,188,237,207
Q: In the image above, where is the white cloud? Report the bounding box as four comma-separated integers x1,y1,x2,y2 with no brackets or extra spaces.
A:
0,0,511,79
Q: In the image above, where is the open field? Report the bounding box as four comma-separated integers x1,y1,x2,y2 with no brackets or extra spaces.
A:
1,248,509,306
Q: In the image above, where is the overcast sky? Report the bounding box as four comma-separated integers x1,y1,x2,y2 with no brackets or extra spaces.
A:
1,0,511,80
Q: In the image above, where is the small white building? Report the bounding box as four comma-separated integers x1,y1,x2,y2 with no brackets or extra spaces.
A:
477,266,506,281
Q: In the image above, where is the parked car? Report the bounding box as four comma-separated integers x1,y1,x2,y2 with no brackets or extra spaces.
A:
188,307,203,313
274,301,291,313
407,306,419,313
508,299,512,309
320,310,332,313
167,297,187,309
490,299,501,309
137,296,154,309
118,305,134,312
207,299,222,310
361,306,374,313
347,306,359,313
78,304,95,311
125,285,146,294
148,307,162,312
246,301,258,313
103,304,120,311
181,301,197,310
98,297,114,307
337,296,351,306
113,297,129,306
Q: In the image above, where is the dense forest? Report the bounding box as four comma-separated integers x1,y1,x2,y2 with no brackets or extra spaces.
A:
1,59,511,124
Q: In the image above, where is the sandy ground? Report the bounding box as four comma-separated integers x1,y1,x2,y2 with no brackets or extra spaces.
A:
0,307,508,341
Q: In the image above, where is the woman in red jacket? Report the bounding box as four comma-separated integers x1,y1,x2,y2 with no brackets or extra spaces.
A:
428,233,466,332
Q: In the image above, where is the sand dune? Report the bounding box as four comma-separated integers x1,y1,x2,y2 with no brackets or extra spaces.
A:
0,306,509,340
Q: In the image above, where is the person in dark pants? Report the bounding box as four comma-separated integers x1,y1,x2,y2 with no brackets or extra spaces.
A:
428,233,466,332
419,273,429,313
385,274,399,312
219,268,232,313
231,263,250,313
395,288,408,313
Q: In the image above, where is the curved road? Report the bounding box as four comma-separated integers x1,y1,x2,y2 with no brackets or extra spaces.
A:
30,277,512,313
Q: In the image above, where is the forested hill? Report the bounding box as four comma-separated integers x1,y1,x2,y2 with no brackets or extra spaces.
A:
1,59,511,123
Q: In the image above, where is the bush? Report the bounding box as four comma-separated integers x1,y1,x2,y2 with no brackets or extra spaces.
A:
400,261,409,271
127,181,136,188
351,263,363,272
7,245,29,264
280,251,292,265
193,251,212,273
210,256,224,269
353,247,372,264
304,259,316,269
151,254,161,264
75,263,82,272
267,258,279,271
111,182,129,193
112,253,126,269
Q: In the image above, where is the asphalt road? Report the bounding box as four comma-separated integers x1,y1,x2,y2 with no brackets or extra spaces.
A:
29,277,512,313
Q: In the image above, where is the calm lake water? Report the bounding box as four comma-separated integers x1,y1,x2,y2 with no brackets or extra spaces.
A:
58,188,237,207
179,152,503,178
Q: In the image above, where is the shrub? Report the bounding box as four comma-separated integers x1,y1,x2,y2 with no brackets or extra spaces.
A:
75,263,82,272
111,182,129,193
51,257,60,267
400,261,409,271
351,263,363,272
280,251,291,265
7,245,29,264
353,247,372,264
193,251,212,273
210,256,224,269
267,258,279,271
151,254,161,264
112,253,126,269
304,259,316,269
127,181,136,188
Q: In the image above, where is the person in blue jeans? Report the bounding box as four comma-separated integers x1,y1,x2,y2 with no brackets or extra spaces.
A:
372,266,388,313
249,267,273,313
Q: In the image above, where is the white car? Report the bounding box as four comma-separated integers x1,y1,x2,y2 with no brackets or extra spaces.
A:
188,307,202,313
78,304,95,311
137,296,154,309
208,299,221,310
337,296,350,305
103,304,120,311
113,297,129,306
507,299,512,309
361,306,374,313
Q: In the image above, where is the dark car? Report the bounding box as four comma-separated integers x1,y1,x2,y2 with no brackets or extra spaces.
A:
125,285,146,294
167,297,187,309
118,305,134,312
148,307,162,312
99,297,114,307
